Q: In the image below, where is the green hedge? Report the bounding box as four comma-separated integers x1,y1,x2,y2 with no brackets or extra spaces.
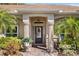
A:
0,37,21,50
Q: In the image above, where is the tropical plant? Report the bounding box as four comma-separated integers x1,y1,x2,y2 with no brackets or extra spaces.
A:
55,16,79,51
55,16,79,40
0,9,16,34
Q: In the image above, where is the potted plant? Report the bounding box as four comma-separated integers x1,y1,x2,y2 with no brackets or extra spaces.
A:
22,37,32,51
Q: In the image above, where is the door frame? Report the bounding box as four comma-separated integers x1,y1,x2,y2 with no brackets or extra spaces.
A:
30,16,47,46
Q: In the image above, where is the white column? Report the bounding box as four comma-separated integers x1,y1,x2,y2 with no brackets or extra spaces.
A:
48,20,54,52
23,20,30,38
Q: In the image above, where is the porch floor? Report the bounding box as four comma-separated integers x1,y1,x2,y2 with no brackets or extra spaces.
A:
22,46,58,56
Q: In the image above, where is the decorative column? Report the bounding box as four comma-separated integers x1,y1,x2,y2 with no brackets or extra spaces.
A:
48,20,54,53
23,20,30,38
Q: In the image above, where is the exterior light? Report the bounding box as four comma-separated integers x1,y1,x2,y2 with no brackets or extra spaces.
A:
14,10,18,13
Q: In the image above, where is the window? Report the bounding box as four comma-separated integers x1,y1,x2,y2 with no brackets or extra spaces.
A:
5,25,18,37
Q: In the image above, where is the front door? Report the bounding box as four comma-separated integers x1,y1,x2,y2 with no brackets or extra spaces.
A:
35,26,43,44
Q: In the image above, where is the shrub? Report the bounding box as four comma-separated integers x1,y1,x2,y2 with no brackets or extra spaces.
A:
59,38,77,56
59,39,73,49
63,50,77,56
17,36,24,40
59,38,78,49
60,38,73,45
0,37,22,55
0,37,21,49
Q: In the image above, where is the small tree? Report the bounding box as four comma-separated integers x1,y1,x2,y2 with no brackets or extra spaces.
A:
0,9,16,34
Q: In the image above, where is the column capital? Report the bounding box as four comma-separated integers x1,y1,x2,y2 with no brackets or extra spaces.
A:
23,22,29,25
48,20,54,26
23,20,29,25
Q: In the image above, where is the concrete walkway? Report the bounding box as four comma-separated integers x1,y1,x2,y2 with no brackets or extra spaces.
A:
22,47,51,56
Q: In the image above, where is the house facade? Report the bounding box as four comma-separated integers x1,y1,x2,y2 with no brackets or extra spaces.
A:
0,4,79,52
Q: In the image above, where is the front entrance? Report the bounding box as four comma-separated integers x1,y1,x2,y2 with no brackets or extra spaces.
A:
30,17,47,47
35,26,43,44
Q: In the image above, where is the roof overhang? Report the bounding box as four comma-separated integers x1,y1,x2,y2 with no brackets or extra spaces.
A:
56,11,79,15
17,8,60,14
8,8,79,15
